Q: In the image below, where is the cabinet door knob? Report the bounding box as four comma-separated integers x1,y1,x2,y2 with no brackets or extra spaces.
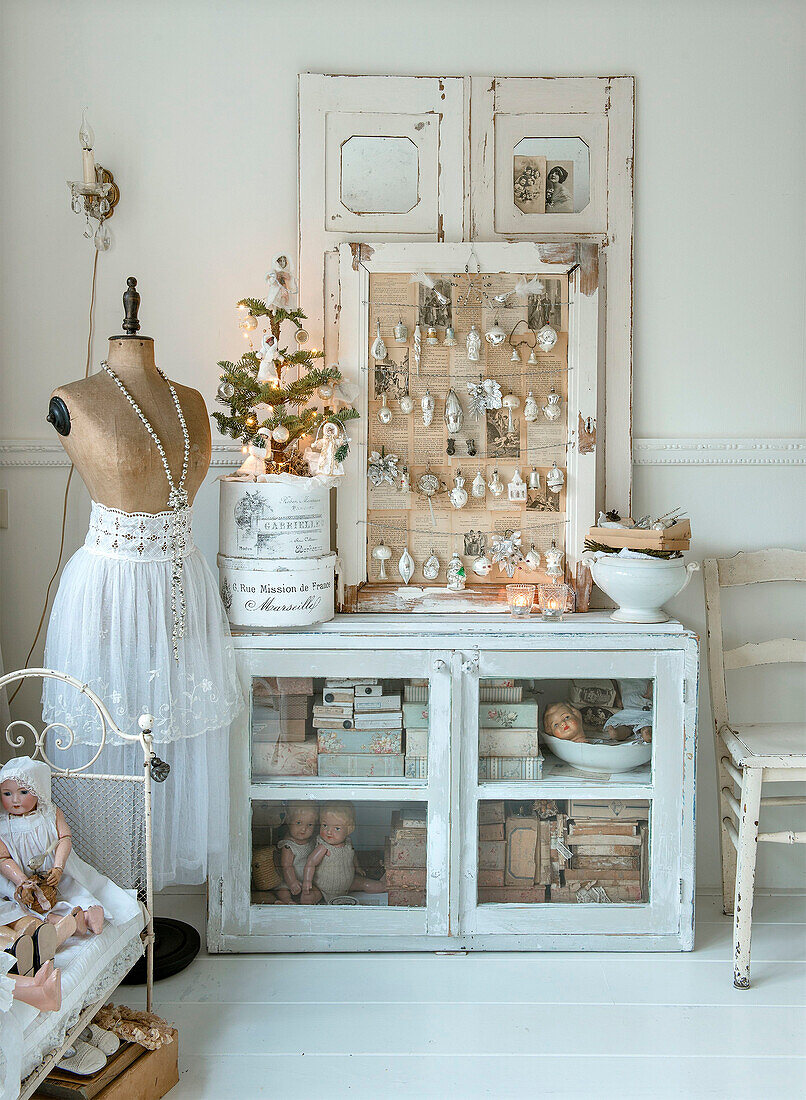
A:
432,659,447,671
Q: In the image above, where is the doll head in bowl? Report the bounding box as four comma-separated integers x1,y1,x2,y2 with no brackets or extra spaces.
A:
543,702,586,743
319,801,356,847
284,801,318,844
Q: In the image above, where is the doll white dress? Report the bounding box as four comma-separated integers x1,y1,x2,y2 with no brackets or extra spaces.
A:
0,950,22,1100
0,758,140,928
41,502,243,890
604,679,654,736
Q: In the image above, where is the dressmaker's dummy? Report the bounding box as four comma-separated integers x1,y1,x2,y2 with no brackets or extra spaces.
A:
48,278,211,508
41,278,242,892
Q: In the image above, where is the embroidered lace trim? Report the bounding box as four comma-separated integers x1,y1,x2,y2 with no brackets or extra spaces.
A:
85,502,194,562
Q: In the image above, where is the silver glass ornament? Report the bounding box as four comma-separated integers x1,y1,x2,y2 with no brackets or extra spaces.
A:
443,326,458,347
421,388,435,426
444,388,464,433
422,551,440,580
542,388,562,422
394,319,408,343
471,470,486,499
399,393,415,414
377,393,393,425
536,323,558,352
370,320,387,360
398,547,415,585
372,541,392,580
488,468,505,498
546,462,565,493
523,392,540,422
449,472,468,510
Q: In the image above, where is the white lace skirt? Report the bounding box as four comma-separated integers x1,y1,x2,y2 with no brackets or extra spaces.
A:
42,503,243,890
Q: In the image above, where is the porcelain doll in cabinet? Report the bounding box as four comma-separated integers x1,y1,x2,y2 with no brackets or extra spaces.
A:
275,801,319,904
301,801,387,905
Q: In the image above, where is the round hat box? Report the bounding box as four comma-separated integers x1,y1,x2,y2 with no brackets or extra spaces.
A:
219,473,330,560
218,552,336,629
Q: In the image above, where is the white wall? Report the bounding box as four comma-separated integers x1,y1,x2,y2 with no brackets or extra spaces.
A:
1,0,804,890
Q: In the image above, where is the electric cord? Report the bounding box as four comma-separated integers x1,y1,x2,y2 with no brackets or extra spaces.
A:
7,249,99,706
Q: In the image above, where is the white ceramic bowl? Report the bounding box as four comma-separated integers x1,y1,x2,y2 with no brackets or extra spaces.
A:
589,554,699,623
541,732,652,775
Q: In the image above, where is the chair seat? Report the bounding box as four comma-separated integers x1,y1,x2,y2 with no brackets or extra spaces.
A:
722,723,806,768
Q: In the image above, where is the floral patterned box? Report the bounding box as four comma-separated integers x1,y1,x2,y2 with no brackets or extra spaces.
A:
479,702,539,728
317,753,404,777
317,729,402,754
252,737,318,776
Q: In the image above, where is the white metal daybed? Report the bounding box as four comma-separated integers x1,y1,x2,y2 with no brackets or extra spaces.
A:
0,669,158,1100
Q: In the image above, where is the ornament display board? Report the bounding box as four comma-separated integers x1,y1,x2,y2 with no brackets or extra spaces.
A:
337,243,599,613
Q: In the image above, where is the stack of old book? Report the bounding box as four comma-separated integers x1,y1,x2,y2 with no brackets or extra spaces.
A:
315,678,404,777
549,800,649,903
384,808,427,907
478,684,542,780
402,681,429,778
477,801,568,902
251,676,317,777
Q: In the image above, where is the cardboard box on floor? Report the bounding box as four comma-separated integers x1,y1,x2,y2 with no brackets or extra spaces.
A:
35,1031,179,1100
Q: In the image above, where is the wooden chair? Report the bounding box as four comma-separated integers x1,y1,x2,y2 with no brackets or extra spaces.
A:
703,549,806,987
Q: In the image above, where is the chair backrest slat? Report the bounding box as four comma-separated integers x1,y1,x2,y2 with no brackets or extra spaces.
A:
717,548,806,587
704,550,806,743
723,638,806,671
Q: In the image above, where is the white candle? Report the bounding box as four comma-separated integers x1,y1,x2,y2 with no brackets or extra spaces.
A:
82,147,96,186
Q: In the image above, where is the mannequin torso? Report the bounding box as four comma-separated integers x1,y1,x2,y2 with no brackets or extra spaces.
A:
51,337,211,513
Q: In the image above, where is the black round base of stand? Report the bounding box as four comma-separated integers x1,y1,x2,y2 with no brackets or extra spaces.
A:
121,916,201,985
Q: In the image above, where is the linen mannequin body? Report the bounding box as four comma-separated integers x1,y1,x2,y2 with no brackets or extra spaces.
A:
50,338,211,513
42,280,242,895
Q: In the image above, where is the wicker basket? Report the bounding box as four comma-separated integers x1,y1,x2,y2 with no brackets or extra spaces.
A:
251,845,282,891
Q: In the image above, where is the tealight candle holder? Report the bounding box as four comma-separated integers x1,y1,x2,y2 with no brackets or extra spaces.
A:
537,582,569,622
506,583,535,618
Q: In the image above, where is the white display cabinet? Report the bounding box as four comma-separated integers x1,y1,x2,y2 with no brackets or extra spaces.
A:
208,614,697,953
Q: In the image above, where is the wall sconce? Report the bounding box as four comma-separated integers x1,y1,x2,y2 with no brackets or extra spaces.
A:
67,111,120,250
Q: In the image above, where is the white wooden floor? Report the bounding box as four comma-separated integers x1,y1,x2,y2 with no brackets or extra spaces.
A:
119,892,806,1099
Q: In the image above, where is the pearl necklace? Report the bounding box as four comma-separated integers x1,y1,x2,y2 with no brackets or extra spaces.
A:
101,360,191,659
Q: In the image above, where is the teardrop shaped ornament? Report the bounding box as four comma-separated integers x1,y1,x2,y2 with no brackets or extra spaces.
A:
444,388,463,433
398,548,415,585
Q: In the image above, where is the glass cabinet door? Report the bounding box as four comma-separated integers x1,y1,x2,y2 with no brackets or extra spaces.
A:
457,649,684,938
224,647,451,944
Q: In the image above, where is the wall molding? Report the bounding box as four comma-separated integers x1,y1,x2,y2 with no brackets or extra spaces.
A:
1,437,804,469
0,440,244,469
632,438,806,466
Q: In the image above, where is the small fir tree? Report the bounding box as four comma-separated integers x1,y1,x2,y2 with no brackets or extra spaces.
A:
213,294,357,476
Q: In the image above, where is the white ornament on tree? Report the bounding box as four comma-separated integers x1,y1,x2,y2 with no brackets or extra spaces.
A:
264,253,297,311
314,421,345,478
271,423,290,444
256,332,281,382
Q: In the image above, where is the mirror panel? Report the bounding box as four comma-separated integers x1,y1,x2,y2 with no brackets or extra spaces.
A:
341,136,420,214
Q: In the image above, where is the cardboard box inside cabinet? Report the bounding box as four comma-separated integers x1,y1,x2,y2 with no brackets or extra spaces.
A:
387,831,427,868
478,840,506,870
252,737,318,776
505,816,538,885
35,1032,179,1100
252,718,308,743
478,886,547,903
478,801,506,826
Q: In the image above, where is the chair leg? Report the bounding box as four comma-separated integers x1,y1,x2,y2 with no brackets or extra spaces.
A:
733,768,763,988
717,739,738,914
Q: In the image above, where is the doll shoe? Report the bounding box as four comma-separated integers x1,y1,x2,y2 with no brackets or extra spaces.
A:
58,1041,107,1076
0,933,34,977
30,922,58,972
80,1023,120,1055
